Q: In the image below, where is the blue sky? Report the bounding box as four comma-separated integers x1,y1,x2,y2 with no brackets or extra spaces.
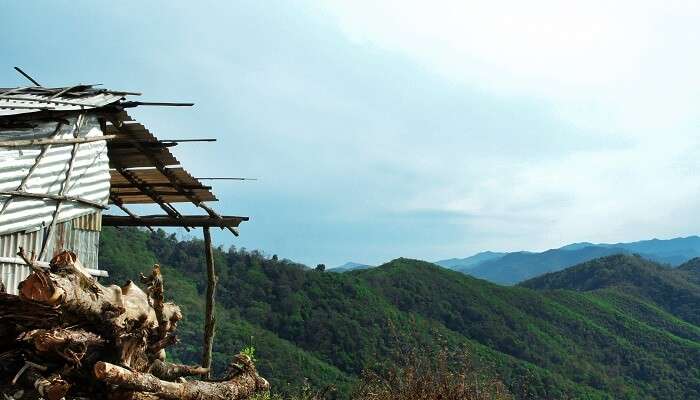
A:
3,1,700,267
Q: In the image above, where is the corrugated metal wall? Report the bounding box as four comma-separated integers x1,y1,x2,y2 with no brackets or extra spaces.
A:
0,113,110,295
0,114,110,235
0,212,102,295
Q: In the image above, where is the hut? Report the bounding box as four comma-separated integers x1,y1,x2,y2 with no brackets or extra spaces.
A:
0,82,248,296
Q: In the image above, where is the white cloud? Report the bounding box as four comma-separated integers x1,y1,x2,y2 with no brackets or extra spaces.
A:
317,1,700,133
310,1,700,254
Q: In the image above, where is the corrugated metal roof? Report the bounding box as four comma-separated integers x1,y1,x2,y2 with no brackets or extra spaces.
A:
107,112,217,205
107,121,180,167
110,167,216,204
0,115,110,235
0,85,132,117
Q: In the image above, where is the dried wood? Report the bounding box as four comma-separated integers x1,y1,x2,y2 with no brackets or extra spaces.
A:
140,264,166,339
1,251,266,400
148,360,209,381
94,354,269,400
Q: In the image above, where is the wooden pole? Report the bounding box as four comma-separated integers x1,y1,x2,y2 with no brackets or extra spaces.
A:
0,134,115,148
202,227,217,378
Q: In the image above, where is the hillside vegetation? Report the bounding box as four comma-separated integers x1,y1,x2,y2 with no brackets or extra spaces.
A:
100,228,700,399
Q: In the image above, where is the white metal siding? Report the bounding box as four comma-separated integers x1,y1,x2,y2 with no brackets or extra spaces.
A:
0,114,110,235
0,213,103,295
0,114,110,295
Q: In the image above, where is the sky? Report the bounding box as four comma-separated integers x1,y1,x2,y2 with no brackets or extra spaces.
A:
2,1,700,267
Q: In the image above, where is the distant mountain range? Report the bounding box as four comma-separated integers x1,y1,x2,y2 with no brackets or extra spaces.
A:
332,236,700,285
330,261,374,272
433,251,506,270
437,235,700,285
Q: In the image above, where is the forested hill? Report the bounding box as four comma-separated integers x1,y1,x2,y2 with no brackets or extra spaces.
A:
100,228,700,399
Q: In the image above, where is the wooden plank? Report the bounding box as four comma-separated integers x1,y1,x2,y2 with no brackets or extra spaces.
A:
102,214,248,228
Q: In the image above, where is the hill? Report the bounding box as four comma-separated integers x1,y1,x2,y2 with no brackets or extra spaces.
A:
520,254,700,325
99,228,700,399
444,236,700,285
434,251,506,270
330,262,374,272
466,246,625,285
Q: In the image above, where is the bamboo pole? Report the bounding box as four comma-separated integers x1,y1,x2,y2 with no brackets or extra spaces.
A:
202,227,217,378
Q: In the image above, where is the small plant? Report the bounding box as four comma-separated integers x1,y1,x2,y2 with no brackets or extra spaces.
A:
241,345,257,363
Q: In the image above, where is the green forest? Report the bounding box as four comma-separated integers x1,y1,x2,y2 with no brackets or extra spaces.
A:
100,227,700,399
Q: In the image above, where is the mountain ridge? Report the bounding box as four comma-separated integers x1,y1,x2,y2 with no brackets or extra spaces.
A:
437,236,700,285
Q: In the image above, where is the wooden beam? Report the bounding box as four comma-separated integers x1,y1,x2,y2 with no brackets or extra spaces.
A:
202,227,217,379
110,183,212,190
0,190,108,209
121,101,194,108
102,214,248,228
109,195,154,232
0,134,117,147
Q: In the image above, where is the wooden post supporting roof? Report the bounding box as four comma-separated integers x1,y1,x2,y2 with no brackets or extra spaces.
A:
103,213,247,375
202,227,217,378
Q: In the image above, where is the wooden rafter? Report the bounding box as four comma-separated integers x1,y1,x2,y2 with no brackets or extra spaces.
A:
111,166,191,231
107,116,235,235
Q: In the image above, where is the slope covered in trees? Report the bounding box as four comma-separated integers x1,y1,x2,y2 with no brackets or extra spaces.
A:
100,228,700,399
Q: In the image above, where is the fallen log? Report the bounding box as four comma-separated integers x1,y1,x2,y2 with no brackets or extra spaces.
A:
148,359,209,381
94,354,269,400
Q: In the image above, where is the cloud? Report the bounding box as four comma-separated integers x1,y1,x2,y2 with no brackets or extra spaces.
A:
3,1,700,266
317,1,700,133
